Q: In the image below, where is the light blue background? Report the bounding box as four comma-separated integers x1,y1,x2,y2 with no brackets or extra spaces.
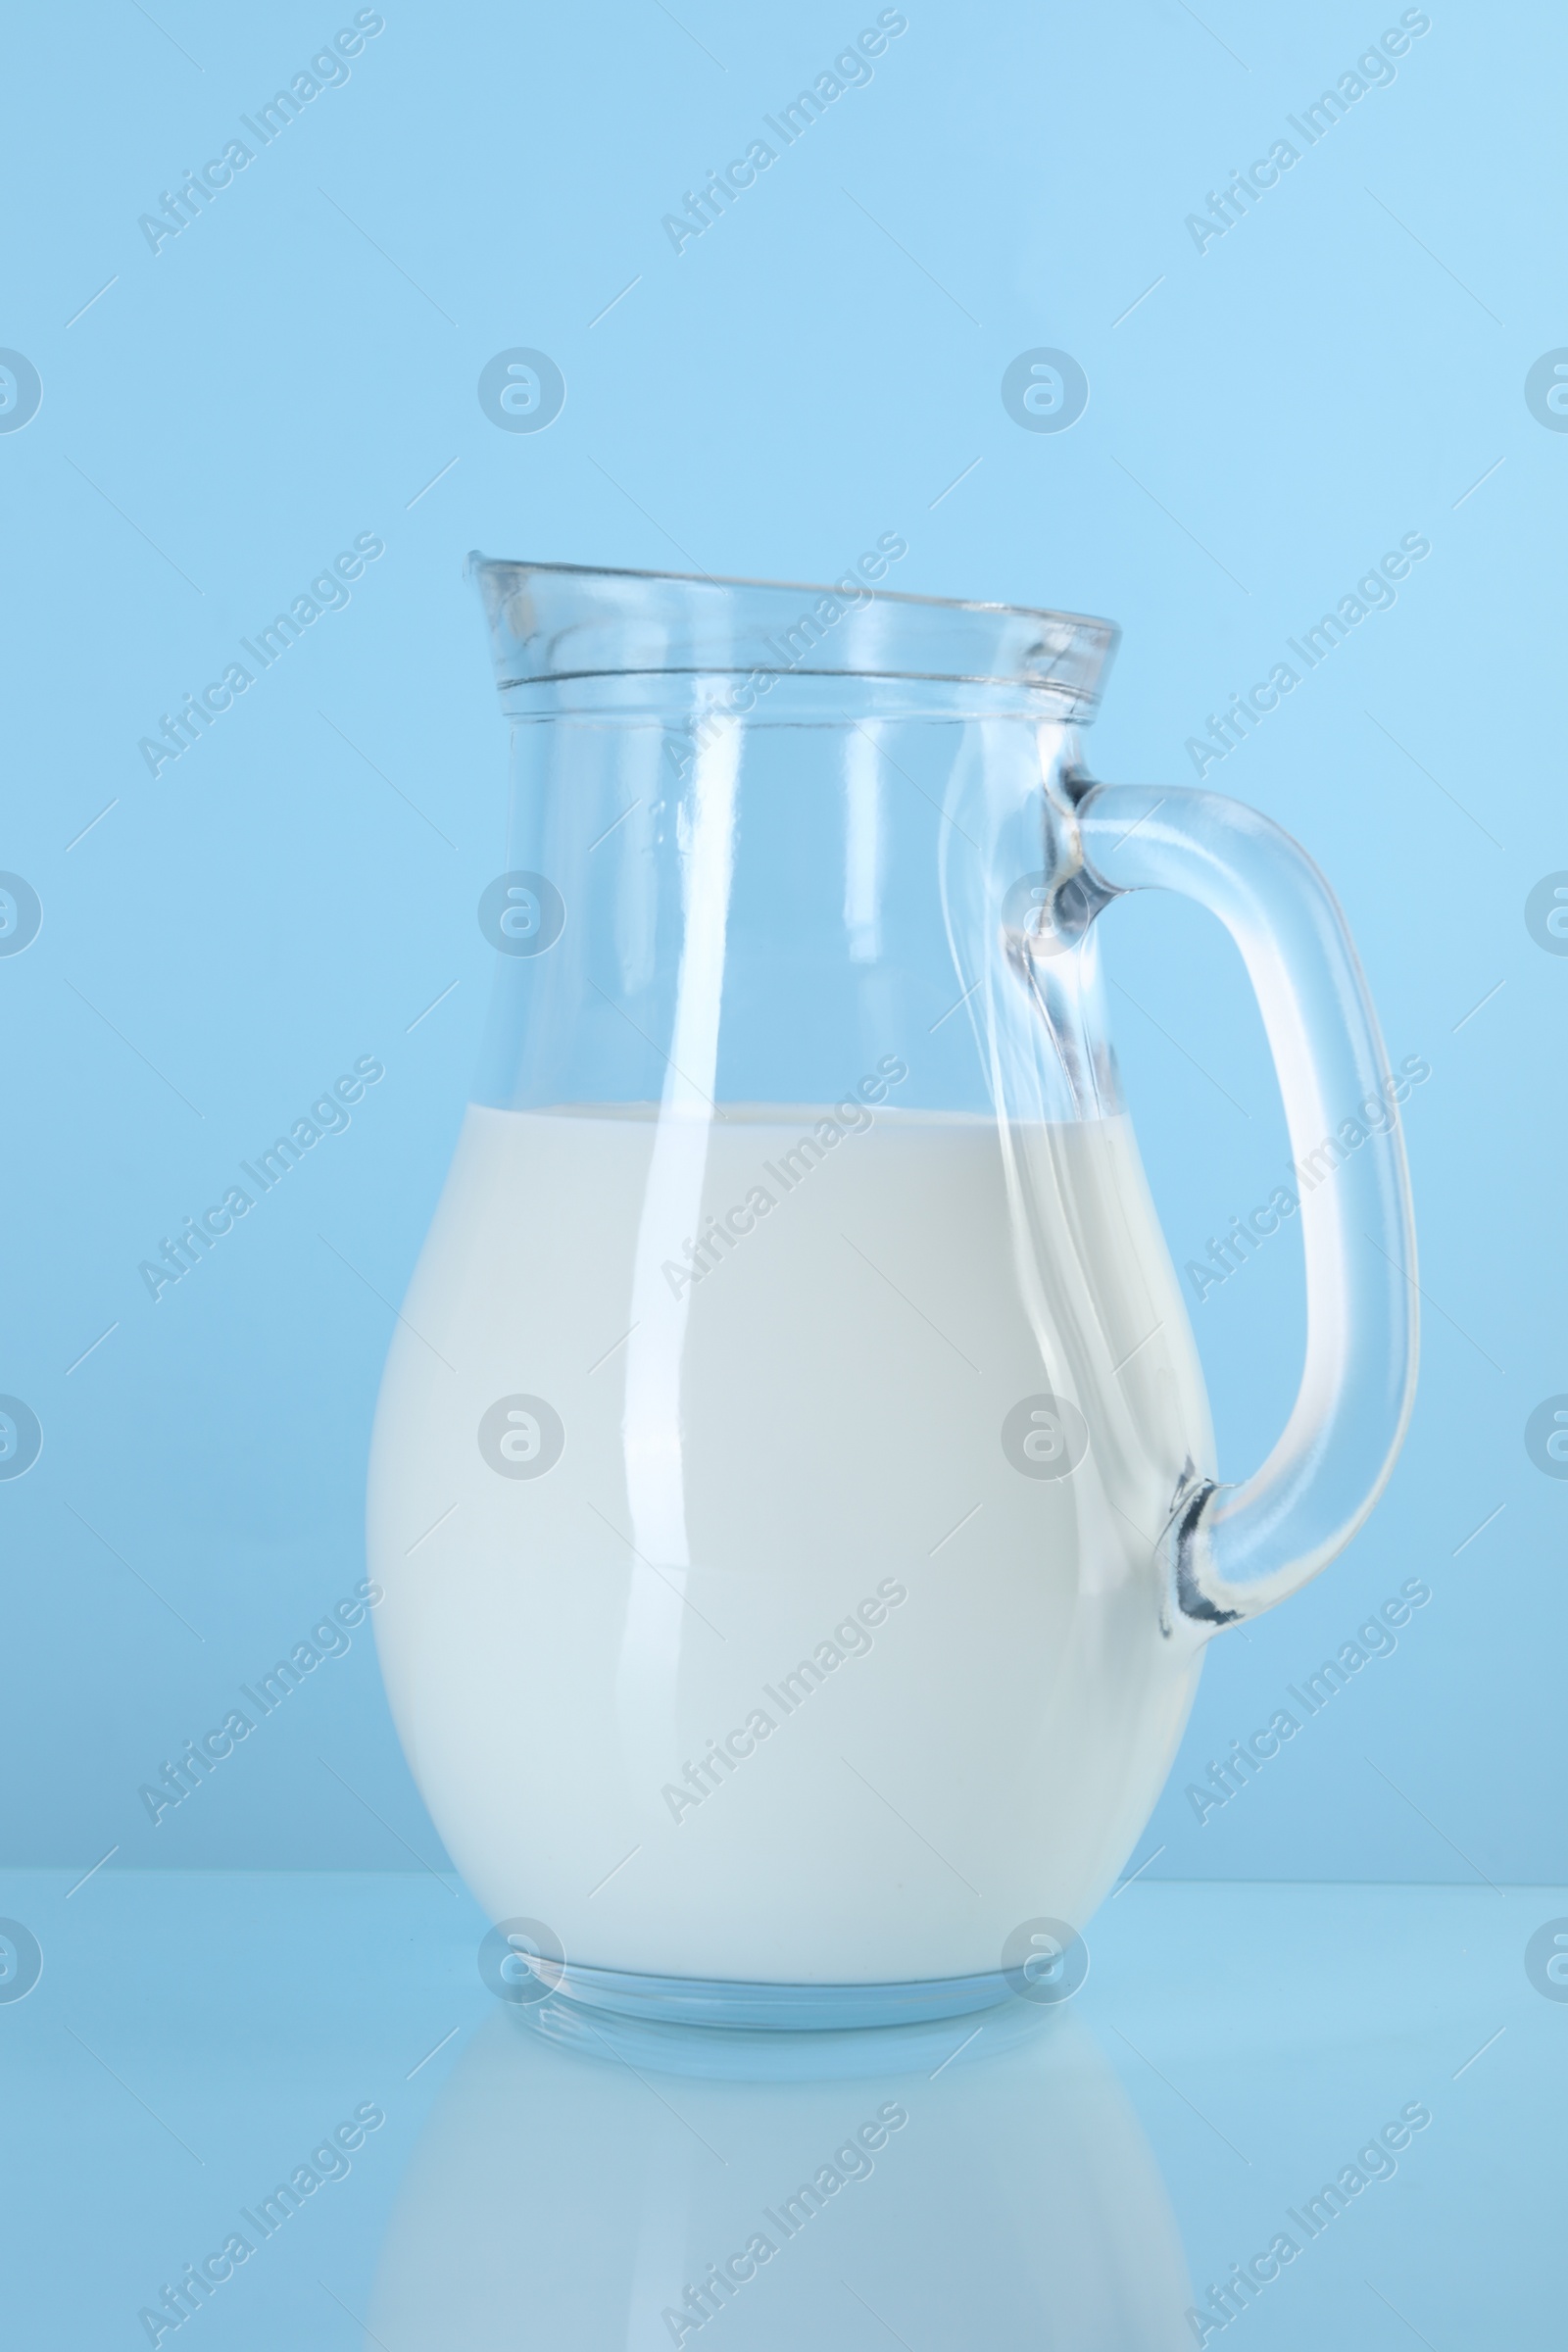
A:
1,0,1561,1886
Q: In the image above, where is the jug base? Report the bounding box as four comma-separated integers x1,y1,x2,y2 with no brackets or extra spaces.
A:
515,1980,1059,2081
533,1959,1017,2033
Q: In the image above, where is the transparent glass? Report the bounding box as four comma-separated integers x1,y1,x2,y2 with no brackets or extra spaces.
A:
367,559,1417,2028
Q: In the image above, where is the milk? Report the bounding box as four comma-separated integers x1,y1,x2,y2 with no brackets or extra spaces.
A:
368,1102,1214,1988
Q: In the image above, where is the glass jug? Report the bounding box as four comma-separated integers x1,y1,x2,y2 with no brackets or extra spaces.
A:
367,558,1417,2028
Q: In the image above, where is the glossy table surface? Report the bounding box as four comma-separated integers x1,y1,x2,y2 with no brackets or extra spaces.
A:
3,1870,1562,2348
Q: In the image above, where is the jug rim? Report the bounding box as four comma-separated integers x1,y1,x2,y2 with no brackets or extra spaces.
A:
466,551,1119,710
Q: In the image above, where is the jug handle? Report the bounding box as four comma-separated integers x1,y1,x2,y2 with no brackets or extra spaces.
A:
1073,781,1418,1640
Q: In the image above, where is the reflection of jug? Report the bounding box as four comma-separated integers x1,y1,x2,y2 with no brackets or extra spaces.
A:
368,562,1416,2022
367,2000,1197,2350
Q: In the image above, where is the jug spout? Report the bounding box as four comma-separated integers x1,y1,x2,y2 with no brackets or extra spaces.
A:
466,551,1119,721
